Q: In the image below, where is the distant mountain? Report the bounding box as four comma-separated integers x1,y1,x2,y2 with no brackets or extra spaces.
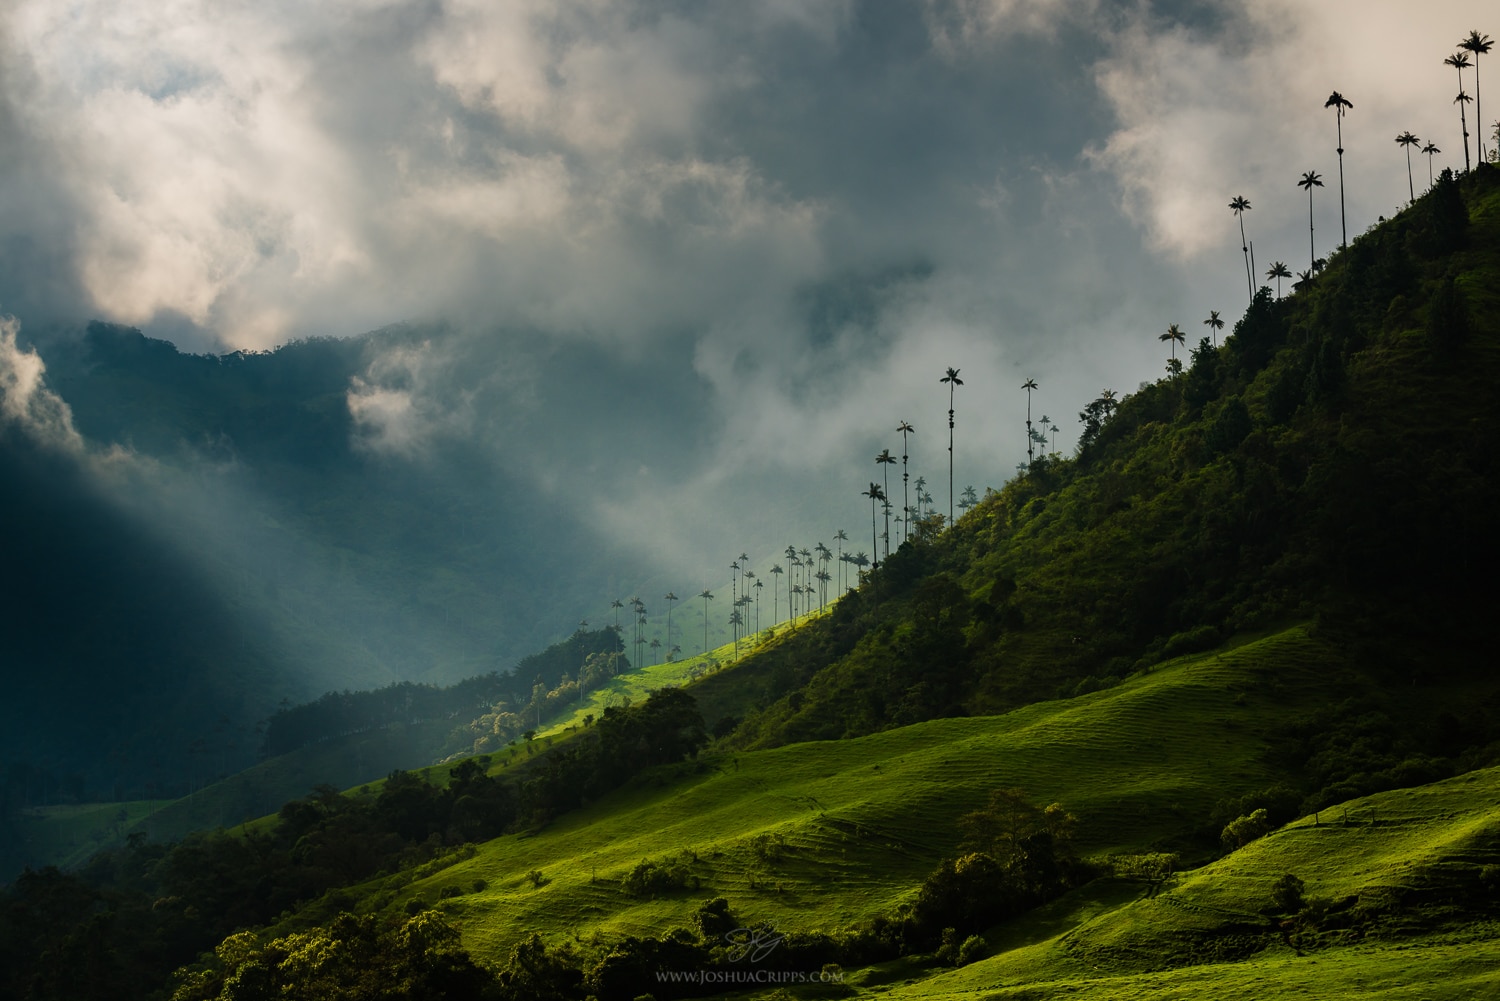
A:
2,322,611,805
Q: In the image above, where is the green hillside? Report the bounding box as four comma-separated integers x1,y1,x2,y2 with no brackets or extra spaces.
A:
4,169,1499,1000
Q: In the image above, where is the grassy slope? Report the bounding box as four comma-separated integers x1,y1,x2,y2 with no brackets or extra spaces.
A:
12,800,174,872
891,766,1500,1000
375,627,1344,962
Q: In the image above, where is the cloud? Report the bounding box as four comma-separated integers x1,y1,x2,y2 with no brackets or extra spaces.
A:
0,316,83,451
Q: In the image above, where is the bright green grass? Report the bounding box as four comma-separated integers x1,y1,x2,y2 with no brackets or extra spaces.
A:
13,799,173,870
877,766,1500,1000
381,627,1342,966
536,612,826,740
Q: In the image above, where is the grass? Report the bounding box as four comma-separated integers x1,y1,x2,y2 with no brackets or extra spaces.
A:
366,627,1348,965
880,766,1500,1000
12,799,174,871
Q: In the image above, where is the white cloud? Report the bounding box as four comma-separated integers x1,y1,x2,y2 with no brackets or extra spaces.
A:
0,316,83,451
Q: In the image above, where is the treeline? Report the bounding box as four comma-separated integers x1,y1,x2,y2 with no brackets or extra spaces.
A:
0,688,704,1001
262,628,626,757
713,166,1498,759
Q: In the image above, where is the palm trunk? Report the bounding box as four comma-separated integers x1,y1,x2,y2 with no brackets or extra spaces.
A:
1477,55,1486,162
1405,146,1414,204
1238,215,1252,301
1336,113,1347,248
947,386,956,528
1308,189,1316,270
1459,66,1472,172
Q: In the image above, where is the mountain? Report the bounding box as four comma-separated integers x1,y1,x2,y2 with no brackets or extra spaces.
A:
1,321,618,807
2,165,1498,1000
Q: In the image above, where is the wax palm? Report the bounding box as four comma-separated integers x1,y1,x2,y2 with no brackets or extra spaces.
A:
1159,323,1185,367
1461,31,1493,161
1395,132,1421,205
663,592,678,658
1324,91,1353,248
1271,259,1294,300
876,449,896,559
1020,378,1039,465
1229,196,1253,301
698,589,714,654
833,529,848,593
896,421,915,544
1297,171,1324,271
768,563,784,623
1455,91,1475,171
1447,52,1474,171
940,368,963,526
1422,142,1441,186
864,482,886,569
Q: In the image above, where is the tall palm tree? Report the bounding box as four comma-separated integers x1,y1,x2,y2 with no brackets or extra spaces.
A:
1461,31,1494,162
1395,131,1421,205
1455,92,1475,170
1021,378,1039,465
1422,141,1442,186
698,589,714,654
864,483,885,569
1159,323,1185,368
663,592,678,660
875,449,896,559
1229,196,1254,301
769,563,784,623
1324,91,1353,248
1447,52,1474,171
1297,171,1324,270
833,529,848,593
895,421,915,544
940,367,963,527
610,598,624,633
752,577,763,632
649,637,661,665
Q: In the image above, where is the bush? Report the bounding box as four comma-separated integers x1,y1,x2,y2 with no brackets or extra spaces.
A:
1270,873,1305,914
623,858,693,899
956,934,988,966
1220,808,1271,851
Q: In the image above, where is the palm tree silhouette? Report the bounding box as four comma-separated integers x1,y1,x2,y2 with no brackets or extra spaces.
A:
1461,31,1493,162
896,421,915,544
1020,378,1039,465
698,589,714,654
1395,132,1421,205
663,592,678,660
752,577,763,632
1297,171,1324,271
876,449,896,559
1294,268,1314,291
1159,323,1185,368
1446,52,1474,171
1229,196,1254,301
1324,91,1353,248
1422,142,1442,186
649,637,661,665
610,598,624,633
864,482,886,569
940,367,963,527
1455,91,1475,170
1269,260,1293,300
833,529,848,593
1203,309,1226,345
768,564,784,623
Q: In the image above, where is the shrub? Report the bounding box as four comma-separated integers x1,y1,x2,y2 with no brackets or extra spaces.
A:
1220,808,1271,851
956,934,988,966
1270,873,1305,914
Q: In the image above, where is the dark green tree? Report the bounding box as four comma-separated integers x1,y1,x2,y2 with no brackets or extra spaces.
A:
1298,170,1324,270
864,482,886,569
1461,31,1493,161
941,367,964,526
1396,131,1421,205
1447,51,1474,171
1230,195,1254,301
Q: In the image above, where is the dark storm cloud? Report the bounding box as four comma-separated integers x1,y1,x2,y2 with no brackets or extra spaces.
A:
2,0,1490,578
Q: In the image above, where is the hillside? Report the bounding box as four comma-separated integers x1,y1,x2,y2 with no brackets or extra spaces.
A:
2,168,1498,1000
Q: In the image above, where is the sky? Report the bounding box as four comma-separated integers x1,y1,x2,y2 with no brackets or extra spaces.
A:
1,0,1495,589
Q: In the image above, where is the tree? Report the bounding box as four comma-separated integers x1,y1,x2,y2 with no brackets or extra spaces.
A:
833,528,848,593
864,482,886,569
1021,378,1039,465
1324,91,1353,248
663,592,678,659
1159,324,1185,369
1423,141,1442,186
1461,31,1494,161
959,485,978,512
769,563,783,623
1229,196,1254,301
1446,51,1474,171
752,577,763,632
876,449,897,560
649,637,661,664
1297,171,1324,271
1396,131,1421,205
698,589,714,654
896,421,915,544
941,367,964,527
1265,262,1291,301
